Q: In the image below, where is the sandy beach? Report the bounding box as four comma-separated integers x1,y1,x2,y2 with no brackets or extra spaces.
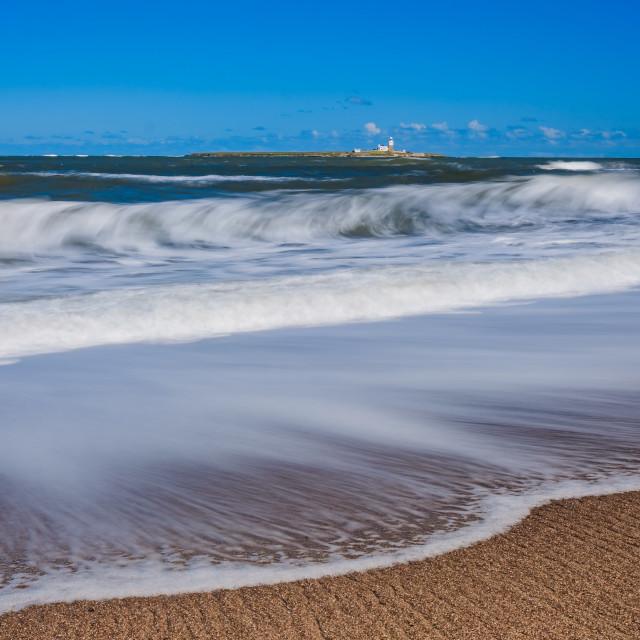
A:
2,490,639,639
3,0,639,629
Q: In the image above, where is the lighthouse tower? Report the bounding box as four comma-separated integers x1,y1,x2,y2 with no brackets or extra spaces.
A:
388,136,394,152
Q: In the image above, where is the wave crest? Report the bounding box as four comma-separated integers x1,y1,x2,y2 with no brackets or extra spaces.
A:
0,173,639,255
537,161,603,171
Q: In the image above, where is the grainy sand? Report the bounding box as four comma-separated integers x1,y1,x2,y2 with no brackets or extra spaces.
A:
2,491,639,639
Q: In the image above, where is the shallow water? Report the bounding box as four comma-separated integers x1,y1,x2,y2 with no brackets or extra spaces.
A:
0,156,639,612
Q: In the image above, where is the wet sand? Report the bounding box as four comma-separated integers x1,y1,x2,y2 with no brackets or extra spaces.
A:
2,490,639,639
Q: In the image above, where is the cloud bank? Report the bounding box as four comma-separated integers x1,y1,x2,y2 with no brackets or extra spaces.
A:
1,117,635,157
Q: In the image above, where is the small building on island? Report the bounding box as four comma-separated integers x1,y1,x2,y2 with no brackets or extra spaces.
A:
349,136,417,156
376,137,394,152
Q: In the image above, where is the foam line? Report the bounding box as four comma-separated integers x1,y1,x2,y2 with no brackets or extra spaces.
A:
16,171,324,183
2,472,640,614
1,251,639,360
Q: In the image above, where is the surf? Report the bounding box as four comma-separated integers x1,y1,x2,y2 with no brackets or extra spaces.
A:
1,172,639,257
1,250,639,360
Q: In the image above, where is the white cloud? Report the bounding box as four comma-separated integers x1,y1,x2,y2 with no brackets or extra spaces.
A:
430,122,458,137
602,130,626,140
399,122,426,131
311,130,321,138
364,122,381,135
506,128,530,140
540,126,565,141
468,119,489,137
573,128,592,139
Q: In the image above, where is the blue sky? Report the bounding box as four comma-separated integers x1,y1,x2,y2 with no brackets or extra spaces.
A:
2,0,639,156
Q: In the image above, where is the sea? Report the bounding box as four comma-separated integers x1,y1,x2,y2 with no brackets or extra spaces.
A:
1,155,639,612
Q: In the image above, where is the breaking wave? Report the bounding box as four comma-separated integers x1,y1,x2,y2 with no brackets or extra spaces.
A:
537,161,603,171
1,173,639,255
1,251,639,359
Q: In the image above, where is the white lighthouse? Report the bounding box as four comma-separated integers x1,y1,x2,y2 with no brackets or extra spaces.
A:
388,136,394,152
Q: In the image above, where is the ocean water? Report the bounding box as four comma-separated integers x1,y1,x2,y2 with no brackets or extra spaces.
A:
1,155,639,612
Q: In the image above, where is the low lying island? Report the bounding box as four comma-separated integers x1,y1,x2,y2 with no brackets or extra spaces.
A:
186,151,446,158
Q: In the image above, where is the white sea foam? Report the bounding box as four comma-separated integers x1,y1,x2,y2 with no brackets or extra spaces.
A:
1,251,639,360
537,160,603,171
19,171,322,183
2,472,639,614
1,173,639,255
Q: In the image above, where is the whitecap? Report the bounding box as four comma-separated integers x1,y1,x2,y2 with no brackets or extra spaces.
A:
537,160,603,171
1,173,639,254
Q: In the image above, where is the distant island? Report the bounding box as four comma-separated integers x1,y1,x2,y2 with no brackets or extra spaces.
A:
188,136,445,158
187,151,445,158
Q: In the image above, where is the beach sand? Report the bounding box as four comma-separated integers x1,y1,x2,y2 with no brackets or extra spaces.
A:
1,490,639,639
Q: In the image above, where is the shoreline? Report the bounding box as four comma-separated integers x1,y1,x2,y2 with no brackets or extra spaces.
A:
2,489,640,639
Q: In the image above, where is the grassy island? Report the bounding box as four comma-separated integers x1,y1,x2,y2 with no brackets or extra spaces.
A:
186,151,445,158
